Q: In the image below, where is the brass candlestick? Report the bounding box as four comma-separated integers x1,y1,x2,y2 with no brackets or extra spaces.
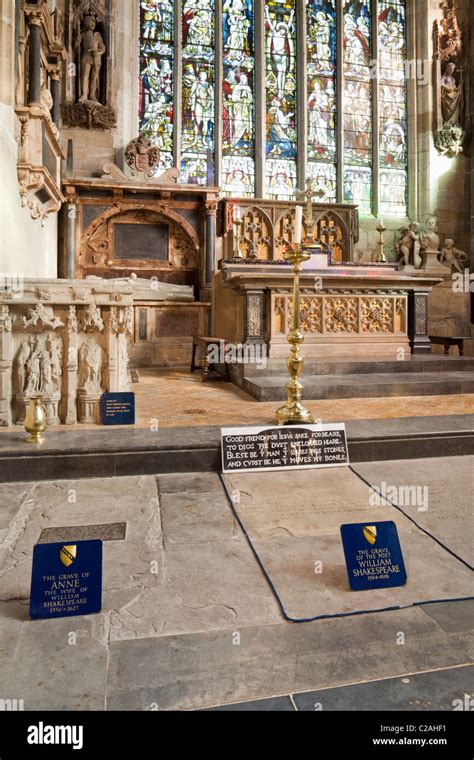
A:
276,245,315,426
375,221,387,263
24,396,47,444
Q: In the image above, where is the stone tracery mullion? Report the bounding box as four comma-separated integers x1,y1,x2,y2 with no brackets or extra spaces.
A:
173,0,183,169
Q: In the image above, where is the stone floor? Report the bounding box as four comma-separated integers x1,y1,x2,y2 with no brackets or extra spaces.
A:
0,458,472,711
6,369,474,432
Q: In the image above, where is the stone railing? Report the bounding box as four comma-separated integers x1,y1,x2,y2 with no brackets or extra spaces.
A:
0,280,133,426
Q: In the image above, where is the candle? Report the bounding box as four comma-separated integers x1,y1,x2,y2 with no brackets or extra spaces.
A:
294,206,303,245
379,218,384,228
234,206,241,223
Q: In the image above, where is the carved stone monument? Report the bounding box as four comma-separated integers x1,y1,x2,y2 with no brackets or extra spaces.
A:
0,280,133,427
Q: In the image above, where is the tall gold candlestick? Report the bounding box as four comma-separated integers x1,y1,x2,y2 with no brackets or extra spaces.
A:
375,220,387,263
276,244,315,426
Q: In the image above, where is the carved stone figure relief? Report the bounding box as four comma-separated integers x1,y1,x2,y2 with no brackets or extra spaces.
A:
434,0,465,156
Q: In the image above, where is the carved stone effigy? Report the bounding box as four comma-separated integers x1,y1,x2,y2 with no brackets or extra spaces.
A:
0,280,133,427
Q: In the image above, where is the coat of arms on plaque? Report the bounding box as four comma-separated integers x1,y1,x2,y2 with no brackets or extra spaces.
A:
124,135,160,177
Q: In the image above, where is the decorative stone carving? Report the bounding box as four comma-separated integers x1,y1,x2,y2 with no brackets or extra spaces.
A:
125,136,160,177
78,337,103,393
81,304,104,333
23,304,64,330
439,239,468,273
361,298,394,334
434,0,465,156
62,100,116,129
326,297,358,334
0,307,13,334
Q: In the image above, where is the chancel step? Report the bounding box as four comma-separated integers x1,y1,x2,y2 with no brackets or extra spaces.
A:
230,359,474,401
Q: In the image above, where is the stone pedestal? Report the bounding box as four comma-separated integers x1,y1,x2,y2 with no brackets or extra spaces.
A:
421,251,451,274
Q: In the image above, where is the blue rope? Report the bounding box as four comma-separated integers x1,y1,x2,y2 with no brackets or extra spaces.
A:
218,469,473,625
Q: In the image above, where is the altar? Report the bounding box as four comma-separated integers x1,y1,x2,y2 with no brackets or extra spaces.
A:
213,199,442,361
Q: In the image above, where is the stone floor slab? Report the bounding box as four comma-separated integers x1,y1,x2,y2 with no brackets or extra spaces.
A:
354,457,474,566
293,664,474,711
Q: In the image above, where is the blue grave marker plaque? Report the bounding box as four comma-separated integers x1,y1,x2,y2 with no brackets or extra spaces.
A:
340,521,407,591
29,540,102,620
101,392,135,425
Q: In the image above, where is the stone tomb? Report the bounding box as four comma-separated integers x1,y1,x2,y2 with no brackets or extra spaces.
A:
0,279,134,426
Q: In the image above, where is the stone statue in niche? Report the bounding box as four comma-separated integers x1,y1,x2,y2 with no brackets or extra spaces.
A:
440,239,468,272
434,0,465,157
441,62,463,125
79,338,102,393
397,222,421,269
77,14,106,103
62,5,116,129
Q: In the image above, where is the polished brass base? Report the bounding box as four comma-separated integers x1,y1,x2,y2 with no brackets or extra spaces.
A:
26,432,45,445
24,396,47,445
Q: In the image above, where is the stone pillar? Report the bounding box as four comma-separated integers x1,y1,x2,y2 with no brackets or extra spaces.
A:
65,203,77,279
105,309,119,392
204,201,218,287
27,15,42,106
204,201,217,334
50,67,61,128
409,290,432,354
0,306,13,427
64,307,78,425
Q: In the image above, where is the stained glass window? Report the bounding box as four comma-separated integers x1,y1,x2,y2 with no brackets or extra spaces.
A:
222,0,255,196
264,0,297,199
306,0,337,203
139,1,409,215
181,0,216,185
378,0,408,215
342,0,373,213
139,1,175,171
